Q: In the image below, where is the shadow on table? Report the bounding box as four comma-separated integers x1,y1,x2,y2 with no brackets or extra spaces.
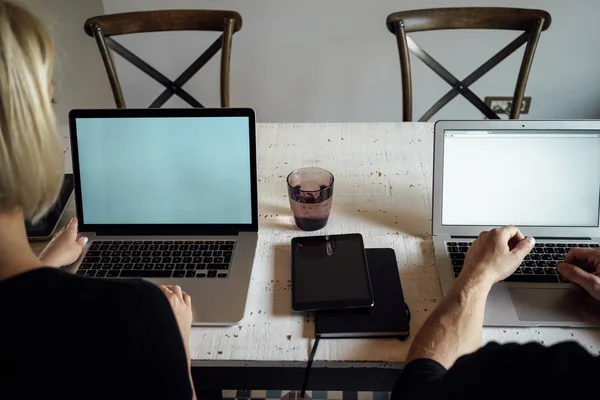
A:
417,238,444,303
393,237,441,331
272,243,292,317
272,243,316,348
259,203,300,230
328,337,409,365
397,236,439,287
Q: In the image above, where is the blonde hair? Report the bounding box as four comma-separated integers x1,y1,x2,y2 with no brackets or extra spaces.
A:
0,1,62,222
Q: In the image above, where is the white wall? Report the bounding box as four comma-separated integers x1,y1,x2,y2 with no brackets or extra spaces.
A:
102,0,600,122
17,0,113,125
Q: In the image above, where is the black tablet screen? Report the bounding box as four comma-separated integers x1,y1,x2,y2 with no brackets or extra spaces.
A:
26,174,74,237
292,234,372,310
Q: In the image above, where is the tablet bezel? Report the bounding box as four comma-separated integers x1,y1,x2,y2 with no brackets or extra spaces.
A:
291,233,374,312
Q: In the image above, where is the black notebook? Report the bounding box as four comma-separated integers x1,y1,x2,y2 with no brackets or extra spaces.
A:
314,248,410,339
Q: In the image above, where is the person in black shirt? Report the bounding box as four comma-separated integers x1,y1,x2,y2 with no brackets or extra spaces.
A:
0,2,194,398
392,226,600,400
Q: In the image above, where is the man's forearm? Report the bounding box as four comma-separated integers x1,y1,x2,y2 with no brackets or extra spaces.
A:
406,276,492,368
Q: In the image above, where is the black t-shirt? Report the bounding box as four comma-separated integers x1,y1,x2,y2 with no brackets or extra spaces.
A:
392,341,600,400
0,267,192,399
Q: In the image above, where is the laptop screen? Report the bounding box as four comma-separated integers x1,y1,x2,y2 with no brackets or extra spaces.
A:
442,129,600,227
74,116,253,225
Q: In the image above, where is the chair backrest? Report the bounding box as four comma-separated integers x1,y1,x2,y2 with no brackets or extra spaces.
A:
85,10,242,108
386,7,551,121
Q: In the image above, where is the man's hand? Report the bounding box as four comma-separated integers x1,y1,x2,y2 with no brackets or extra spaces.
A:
558,248,600,301
406,225,534,368
39,217,87,267
158,285,193,352
461,226,535,286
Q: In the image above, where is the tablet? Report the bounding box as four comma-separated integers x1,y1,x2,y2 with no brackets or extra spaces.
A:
26,173,74,241
291,233,374,312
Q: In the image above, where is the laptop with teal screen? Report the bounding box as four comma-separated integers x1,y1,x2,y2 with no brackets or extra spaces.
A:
69,108,258,326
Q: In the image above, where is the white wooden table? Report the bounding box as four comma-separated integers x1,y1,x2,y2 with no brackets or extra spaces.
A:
34,123,600,382
186,122,600,368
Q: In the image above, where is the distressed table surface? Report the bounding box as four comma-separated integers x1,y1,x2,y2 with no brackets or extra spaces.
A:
33,123,600,367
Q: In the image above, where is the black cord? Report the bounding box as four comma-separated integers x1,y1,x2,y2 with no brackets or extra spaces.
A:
301,302,411,395
300,336,320,398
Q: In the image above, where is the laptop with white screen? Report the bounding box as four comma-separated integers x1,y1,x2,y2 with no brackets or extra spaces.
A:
69,108,258,326
433,120,600,327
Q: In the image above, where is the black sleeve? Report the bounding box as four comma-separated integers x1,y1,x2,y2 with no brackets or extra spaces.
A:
132,283,193,399
391,358,446,400
392,341,599,400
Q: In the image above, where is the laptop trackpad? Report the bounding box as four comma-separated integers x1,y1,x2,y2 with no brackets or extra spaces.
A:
509,288,586,322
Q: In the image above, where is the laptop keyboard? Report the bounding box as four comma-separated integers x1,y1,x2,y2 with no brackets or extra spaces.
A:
76,240,235,279
447,241,599,283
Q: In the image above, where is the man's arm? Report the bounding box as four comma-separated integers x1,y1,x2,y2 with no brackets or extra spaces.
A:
394,228,600,400
407,226,535,368
406,275,491,368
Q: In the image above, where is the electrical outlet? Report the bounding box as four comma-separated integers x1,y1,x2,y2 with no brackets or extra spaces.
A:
484,96,531,115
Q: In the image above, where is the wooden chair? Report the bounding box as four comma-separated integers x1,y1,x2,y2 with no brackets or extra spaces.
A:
386,8,551,121
84,10,242,108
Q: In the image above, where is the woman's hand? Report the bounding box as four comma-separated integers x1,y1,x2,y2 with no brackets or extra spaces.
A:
159,285,196,399
39,217,87,267
158,285,193,352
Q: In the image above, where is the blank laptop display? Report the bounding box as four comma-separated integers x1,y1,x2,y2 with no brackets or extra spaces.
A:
441,129,600,227
75,116,253,225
